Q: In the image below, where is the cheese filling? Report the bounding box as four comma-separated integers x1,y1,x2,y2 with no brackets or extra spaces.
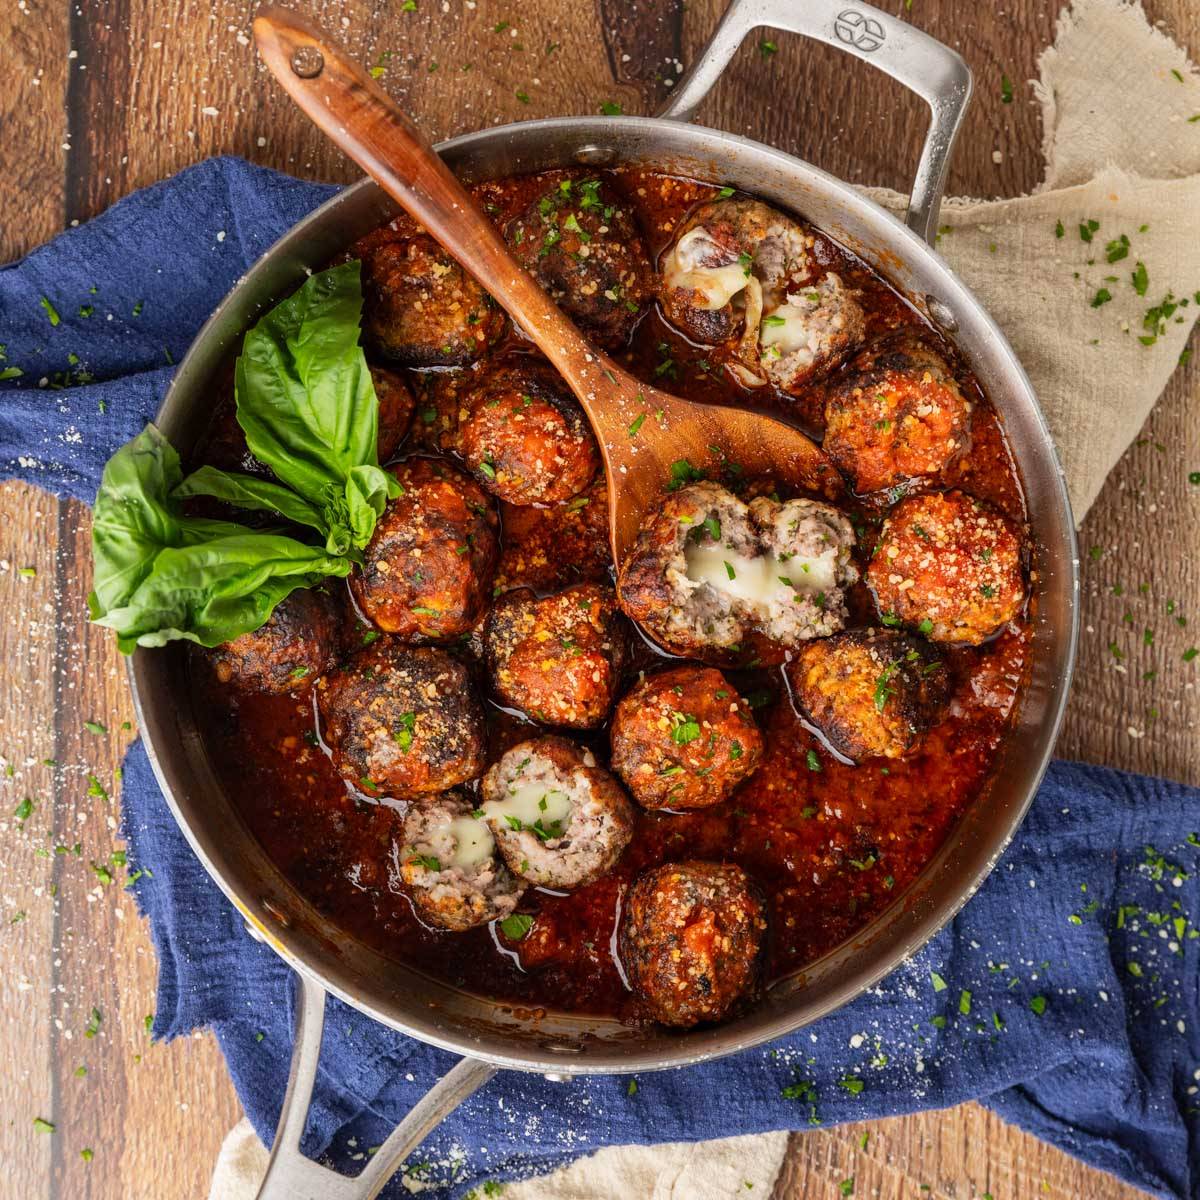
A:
684,542,840,606
483,784,574,837
420,815,495,872
664,227,751,311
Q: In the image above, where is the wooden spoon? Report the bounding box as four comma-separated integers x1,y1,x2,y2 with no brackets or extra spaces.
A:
253,6,843,566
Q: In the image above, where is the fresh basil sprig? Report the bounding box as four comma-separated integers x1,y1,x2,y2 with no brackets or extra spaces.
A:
91,261,399,653
89,425,350,654
179,260,399,557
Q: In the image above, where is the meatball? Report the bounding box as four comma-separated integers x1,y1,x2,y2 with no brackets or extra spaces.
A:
786,629,951,761
659,198,865,393
398,791,525,931
505,173,653,349
318,643,486,798
494,474,611,594
209,587,339,694
360,234,504,367
819,331,972,495
484,583,629,728
479,736,634,891
457,361,599,504
867,490,1027,645
351,458,499,640
610,666,764,810
617,480,858,662
371,365,416,463
620,861,767,1028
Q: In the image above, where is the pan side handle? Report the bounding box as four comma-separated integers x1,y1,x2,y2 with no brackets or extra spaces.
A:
657,0,972,245
255,972,498,1200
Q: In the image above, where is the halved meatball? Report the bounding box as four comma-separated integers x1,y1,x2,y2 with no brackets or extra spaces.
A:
786,629,951,761
867,490,1027,645
480,736,634,891
617,480,858,662
610,667,763,810
484,583,629,728
619,861,767,1028
351,458,499,640
360,234,504,366
457,361,599,505
398,791,525,931
209,587,339,694
659,198,865,393
317,643,486,798
372,365,416,463
505,173,652,349
819,331,972,495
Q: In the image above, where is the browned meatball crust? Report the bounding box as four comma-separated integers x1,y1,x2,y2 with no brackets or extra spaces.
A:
610,667,763,810
819,331,972,496
317,643,486,798
458,362,599,505
351,458,499,640
786,628,951,761
620,861,767,1027
867,490,1027,645
505,173,652,349
484,583,628,728
371,365,416,463
209,587,339,694
360,235,504,366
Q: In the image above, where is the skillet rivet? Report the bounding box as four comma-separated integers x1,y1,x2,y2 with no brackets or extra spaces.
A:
290,46,325,79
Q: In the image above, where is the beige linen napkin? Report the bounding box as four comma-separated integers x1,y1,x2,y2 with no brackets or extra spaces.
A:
209,1,1200,1197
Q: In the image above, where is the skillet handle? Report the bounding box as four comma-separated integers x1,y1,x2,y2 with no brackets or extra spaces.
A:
658,0,972,245
255,972,497,1200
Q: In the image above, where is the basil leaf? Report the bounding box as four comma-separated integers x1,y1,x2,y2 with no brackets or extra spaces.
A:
174,465,328,535
93,533,350,653
232,261,399,551
90,425,349,653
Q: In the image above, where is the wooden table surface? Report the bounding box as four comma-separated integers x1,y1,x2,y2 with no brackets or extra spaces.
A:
1,1,1196,1198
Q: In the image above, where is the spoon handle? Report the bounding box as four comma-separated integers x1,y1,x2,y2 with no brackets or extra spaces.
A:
253,6,610,399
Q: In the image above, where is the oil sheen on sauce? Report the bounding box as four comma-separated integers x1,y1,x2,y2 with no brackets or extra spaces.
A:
190,167,1031,1025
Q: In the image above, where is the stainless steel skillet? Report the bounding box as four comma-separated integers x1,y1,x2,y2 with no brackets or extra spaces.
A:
130,1,1078,1195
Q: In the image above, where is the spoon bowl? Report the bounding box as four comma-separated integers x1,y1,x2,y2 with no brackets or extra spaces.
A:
253,5,844,564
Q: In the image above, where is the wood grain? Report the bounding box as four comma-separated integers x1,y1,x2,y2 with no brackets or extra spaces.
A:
0,0,1195,1197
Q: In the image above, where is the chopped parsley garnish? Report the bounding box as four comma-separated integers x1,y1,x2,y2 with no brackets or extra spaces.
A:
806,749,821,772
1079,218,1100,242
1029,994,1047,1015
667,458,705,490
880,612,901,627
408,853,441,871
759,39,777,58
1000,74,1013,103
39,296,61,326
33,1117,56,1134
628,412,645,437
1132,261,1149,296
393,712,417,751
723,560,736,580
873,662,899,712
670,711,701,745
1104,234,1130,263
1091,287,1112,308
499,913,534,940
598,100,623,116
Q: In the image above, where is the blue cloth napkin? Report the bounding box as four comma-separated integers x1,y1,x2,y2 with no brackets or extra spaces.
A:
3,157,1199,1200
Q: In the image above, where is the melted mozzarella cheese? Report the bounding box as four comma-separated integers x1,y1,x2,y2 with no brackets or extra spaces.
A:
685,543,839,605
423,815,495,872
483,785,573,833
664,227,751,311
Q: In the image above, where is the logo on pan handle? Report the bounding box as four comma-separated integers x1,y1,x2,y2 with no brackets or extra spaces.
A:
833,10,887,53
